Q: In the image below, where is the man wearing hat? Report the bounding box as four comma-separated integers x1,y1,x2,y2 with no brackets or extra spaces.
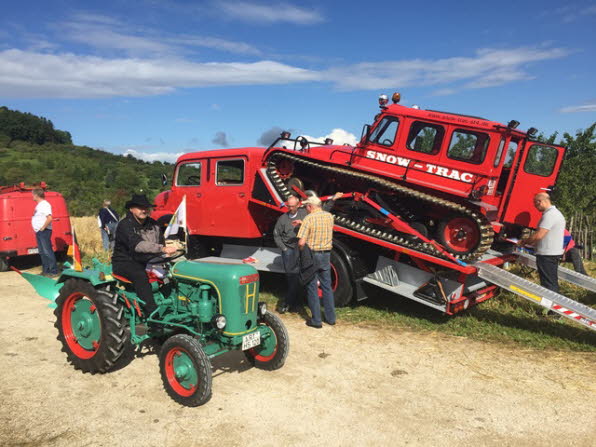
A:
112,194,177,316
297,192,336,328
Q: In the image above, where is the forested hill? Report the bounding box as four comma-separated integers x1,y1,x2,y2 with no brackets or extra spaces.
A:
0,107,172,216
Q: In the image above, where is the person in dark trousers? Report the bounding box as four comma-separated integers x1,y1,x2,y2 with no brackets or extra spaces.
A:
98,199,120,251
273,195,308,313
112,194,177,316
563,229,588,275
520,192,566,293
31,188,58,277
298,193,336,328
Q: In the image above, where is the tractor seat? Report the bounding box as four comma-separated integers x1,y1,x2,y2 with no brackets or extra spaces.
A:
112,272,162,292
112,274,132,284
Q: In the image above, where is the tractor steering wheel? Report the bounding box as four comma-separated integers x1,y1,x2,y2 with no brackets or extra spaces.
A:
147,250,187,264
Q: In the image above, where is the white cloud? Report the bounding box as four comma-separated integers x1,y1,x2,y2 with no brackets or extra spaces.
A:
59,13,262,57
301,128,358,146
324,46,569,91
216,1,324,24
124,148,185,163
0,49,319,98
0,45,570,98
559,103,596,113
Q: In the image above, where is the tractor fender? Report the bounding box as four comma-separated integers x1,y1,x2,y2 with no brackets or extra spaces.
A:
57,269,114,287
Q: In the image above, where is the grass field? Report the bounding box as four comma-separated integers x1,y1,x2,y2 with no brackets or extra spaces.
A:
72,217,596,352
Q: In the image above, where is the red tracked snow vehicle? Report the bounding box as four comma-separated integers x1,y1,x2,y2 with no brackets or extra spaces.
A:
153,93,575,316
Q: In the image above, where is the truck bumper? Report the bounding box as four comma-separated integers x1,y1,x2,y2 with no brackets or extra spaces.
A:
0,250,17,258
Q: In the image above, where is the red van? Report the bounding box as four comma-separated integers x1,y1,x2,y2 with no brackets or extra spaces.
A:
0,183,72,271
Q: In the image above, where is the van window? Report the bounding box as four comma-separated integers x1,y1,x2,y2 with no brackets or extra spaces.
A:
407,121,444,155
503,140,519,168
494,138,506,167
176,162,202,186
369,117,399,147
216,159,244,185
524,145,558,177
447,129,490,164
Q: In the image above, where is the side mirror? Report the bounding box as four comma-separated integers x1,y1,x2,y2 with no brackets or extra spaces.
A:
361,124,371,143
161,173,168,186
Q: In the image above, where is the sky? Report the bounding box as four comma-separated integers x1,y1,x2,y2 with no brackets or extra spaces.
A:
1,0,595,162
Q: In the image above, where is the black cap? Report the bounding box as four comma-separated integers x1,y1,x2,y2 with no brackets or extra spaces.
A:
125,194,155,209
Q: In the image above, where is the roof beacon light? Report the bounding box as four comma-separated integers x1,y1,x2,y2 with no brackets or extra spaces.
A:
324,138,334,145
527,127,538,138
392,92,401,104
280,131,291,139
507,120,520,129
378,94,388,108
412,104,420,110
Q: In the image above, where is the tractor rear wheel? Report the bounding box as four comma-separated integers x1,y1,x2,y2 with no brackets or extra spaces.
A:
159,334,212,407
244,311,289,371
54,279,128,373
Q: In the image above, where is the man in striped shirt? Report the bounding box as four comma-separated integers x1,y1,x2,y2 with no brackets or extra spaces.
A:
298,194,336,328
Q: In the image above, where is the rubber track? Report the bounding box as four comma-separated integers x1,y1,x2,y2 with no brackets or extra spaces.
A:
266,151,494,262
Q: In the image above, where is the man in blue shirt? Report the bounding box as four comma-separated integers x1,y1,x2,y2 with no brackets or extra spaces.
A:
98,200,120,251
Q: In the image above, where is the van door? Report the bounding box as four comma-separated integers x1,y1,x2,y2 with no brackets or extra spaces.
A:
501,143,565,228
206,157,256,238
173,160,204,234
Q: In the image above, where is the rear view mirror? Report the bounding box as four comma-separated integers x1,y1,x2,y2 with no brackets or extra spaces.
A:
161,173,168,186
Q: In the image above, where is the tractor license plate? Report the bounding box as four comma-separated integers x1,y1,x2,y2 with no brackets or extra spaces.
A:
28,248,39,254
242,331,261,351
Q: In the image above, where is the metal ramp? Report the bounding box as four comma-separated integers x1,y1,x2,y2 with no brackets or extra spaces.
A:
476,262,596,331
515,251,596,293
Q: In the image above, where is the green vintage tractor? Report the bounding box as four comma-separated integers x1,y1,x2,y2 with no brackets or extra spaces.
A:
20,254,289,407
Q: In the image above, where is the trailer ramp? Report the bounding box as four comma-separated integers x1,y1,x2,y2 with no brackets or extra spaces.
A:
476,262,596,331
514,251,596,293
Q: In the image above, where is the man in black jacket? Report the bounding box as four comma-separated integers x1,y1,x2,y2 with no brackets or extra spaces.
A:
112,194,177,315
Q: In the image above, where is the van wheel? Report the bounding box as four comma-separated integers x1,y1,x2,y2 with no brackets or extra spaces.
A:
0,257,8,272
317,250,353,307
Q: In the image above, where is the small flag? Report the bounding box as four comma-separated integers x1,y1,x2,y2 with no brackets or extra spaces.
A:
164,195,187,239
67,222,83,271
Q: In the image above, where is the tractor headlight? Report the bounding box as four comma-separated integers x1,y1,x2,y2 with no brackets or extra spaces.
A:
212,314,227,330
258,302,267,317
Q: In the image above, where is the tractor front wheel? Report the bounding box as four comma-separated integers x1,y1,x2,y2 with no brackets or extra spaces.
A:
54,279,128,373
244,311,289,371
159,334,213,407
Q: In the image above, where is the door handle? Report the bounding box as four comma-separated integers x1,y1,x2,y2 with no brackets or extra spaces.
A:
238,192,245,198
196,193,202,198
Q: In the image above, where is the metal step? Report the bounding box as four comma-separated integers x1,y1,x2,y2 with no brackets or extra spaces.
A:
475,262,596,331
515,251,596,293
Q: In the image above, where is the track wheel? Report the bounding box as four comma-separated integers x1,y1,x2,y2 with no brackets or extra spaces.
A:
244,312,289,371
160,334,212,407
54,279,128,373
437,216,481,255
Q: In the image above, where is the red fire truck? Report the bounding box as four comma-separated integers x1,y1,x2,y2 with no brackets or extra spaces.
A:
0,182,72,271
153,94,596,331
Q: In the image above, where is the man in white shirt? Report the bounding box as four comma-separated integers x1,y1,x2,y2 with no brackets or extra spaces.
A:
32,188,58,277
520,192,565,293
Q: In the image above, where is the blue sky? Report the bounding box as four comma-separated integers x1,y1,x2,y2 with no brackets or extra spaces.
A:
1,0,595,162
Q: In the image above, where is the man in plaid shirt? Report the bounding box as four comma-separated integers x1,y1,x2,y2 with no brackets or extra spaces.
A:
298,194,336,328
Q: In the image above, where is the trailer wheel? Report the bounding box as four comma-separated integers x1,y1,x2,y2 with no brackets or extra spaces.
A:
160,334,212,407
54,279,128,373
437,216,480,255
245,311,289,371
0,257,8,272
324,249,353,307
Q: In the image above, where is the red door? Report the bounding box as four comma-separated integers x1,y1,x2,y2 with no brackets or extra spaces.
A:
501,143,565,228
171,159,205,235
